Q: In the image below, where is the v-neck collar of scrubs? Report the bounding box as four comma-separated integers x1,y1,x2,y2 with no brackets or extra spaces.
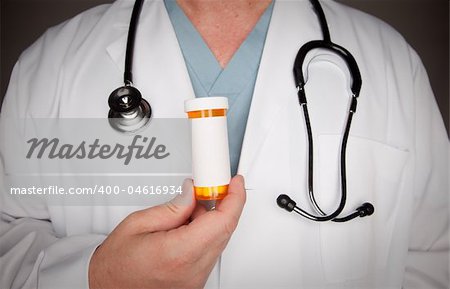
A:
165,0,274,175
164,0,274,109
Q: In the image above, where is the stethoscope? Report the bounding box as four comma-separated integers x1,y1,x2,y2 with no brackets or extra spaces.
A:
107,0,374,222
108,0,150,133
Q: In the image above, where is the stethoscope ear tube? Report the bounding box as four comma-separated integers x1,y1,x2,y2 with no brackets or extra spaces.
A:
124,0,145,86
293,40,362,98
107,0,152,133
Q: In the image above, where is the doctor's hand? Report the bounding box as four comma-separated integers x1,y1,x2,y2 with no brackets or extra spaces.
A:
89,175,246,289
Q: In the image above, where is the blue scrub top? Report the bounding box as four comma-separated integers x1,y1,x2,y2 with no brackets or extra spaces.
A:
164,0,274,175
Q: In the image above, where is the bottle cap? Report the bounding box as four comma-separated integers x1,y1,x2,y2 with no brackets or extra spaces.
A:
184,97,228,112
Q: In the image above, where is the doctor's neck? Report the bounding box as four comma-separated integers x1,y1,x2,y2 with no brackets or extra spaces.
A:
177,0,273,68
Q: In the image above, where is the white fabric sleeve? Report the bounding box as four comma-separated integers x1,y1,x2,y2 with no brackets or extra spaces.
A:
0,59,106,289
0,214,105,289
402,51,449,288
0,5,117,288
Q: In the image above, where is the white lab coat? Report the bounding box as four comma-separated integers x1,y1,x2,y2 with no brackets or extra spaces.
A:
0,0,448,288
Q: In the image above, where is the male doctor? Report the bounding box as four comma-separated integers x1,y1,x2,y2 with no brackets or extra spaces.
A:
0,0,448,289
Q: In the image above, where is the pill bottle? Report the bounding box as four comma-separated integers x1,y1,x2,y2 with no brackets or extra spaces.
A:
185,97,231,200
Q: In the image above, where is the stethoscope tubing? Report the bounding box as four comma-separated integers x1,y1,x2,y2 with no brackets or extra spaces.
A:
124,0,144,86
108,0,375,222
280,0,374,222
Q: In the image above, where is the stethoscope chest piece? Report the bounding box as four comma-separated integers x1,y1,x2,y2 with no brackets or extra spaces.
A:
108,85,152,133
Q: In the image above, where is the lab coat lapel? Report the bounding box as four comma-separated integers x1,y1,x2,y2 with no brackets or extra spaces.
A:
106,0,194,118
221,2,325,287
237,0,319,181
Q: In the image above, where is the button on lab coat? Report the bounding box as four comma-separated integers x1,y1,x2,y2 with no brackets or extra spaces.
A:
0,0,448,288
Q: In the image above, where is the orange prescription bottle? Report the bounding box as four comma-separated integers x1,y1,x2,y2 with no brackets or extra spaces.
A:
185,97,231,201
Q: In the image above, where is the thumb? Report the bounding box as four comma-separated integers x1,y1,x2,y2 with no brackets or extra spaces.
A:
125,179,196,234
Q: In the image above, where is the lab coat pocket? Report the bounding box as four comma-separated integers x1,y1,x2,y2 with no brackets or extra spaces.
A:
317,135,409,283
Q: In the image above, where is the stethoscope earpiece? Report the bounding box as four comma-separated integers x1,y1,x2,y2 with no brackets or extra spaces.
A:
277,193,375,222
357,203,375,217
276,194,296,212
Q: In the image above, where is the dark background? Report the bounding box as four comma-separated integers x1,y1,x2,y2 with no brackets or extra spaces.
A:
1,0,448,134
